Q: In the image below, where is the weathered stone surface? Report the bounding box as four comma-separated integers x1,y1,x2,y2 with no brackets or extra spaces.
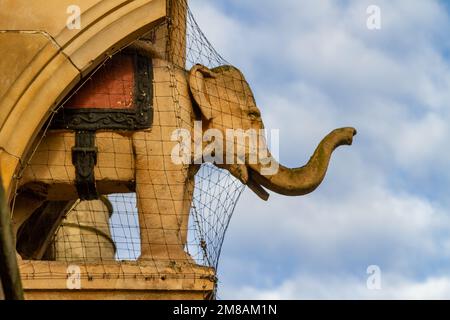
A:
20,260,215,300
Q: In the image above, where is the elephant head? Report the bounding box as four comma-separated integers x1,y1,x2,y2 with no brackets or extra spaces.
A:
189,64,356,200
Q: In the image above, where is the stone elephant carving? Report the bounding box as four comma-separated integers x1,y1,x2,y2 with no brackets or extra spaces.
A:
13,42,356,262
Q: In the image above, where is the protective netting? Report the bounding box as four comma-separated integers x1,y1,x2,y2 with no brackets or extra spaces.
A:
10,0,258,297
185,7,229,69
187,164,244,270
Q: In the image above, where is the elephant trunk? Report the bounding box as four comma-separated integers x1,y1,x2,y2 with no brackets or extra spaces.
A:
248,127,357,196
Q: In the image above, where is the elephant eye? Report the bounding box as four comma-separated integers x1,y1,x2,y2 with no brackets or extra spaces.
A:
248,111,260,120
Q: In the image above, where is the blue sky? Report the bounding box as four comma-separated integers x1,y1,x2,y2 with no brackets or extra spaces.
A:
189,0,450,299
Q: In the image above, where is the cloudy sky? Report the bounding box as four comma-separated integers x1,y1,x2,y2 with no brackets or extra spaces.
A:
189,0,450,299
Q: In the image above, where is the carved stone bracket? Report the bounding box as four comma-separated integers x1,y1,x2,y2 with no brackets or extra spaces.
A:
72,131,98,200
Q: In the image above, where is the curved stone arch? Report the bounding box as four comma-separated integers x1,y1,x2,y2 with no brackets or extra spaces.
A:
0,0,166,197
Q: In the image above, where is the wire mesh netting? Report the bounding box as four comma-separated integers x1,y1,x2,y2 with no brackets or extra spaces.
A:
9,1,262,297
185,7,229,69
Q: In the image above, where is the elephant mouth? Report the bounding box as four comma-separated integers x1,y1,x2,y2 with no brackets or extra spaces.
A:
245,168,270,201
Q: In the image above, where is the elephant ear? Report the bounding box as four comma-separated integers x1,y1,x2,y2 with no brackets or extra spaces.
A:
188,64,217,121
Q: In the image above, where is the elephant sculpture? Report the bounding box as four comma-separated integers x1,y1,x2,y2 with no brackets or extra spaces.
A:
13,41,356,262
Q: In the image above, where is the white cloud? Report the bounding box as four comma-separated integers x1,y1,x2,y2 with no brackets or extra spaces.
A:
390,113,449,169
221,273,450,300
223,154,450,267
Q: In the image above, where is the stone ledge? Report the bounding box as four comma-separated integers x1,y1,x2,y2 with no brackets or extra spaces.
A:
20,260,215,300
